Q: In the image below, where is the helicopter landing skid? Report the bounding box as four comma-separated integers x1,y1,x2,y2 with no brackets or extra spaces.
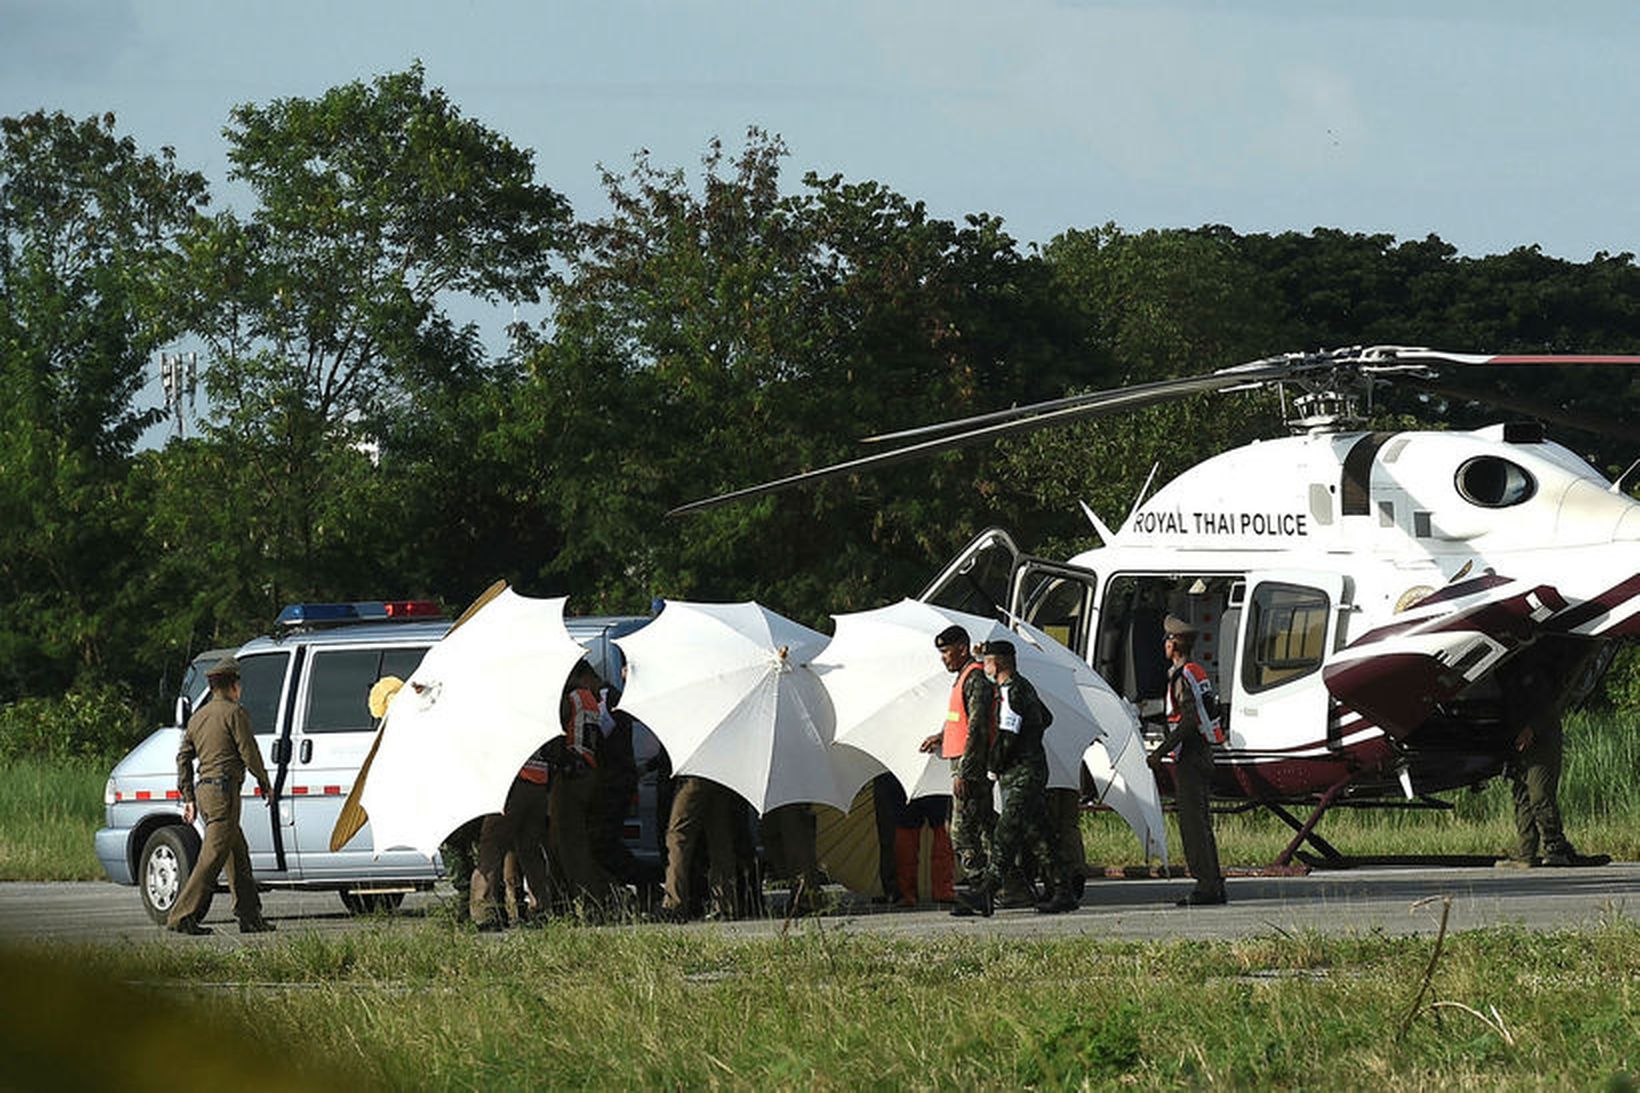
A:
1268,773,1357,869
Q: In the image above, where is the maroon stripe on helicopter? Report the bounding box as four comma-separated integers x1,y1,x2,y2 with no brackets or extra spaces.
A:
1348,580,1558,648
1325,651,1446,740
1406,573,1513,609
1547,573,1640,634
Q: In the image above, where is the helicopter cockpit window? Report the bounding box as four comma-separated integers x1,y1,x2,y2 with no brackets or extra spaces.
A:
1455,456,1536,508
923,539,1016,621
1243,583,1329,693
1020,575,1092,658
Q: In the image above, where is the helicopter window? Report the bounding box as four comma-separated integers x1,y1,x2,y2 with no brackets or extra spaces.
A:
924,539,1016,621
1243,583,1330,693
1377,501,1395,528
1307,484,1333,526
1021,574,1093,658
1455,456,1536,508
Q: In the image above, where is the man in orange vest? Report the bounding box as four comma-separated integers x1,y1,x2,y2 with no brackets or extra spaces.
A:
470,744,552,930
551,659,620,909
1147,615,1228,906
920,624,995,909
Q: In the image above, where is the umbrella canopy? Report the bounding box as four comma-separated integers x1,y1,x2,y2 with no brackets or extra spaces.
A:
335,583,588,858
1083,735,1170,865
811,599,1001,802
614,600,874,814
814,598,1163,860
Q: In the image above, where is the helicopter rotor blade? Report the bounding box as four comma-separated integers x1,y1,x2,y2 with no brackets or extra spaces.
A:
1402,376,1636,442
667,365,1288,516
859,354,1311,444
1385,349,1640,369
669,345,1640,516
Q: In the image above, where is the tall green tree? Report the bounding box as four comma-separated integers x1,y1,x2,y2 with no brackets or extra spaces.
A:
525,131,1080,622
167,64,574,621
0,110,208,698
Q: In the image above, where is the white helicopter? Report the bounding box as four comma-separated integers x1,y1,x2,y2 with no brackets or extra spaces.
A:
672,346,1640,865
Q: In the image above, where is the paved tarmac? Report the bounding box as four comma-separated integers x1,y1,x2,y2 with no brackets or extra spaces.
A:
2,864,1635,946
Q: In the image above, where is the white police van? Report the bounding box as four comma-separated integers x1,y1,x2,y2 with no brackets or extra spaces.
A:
96,600,656,923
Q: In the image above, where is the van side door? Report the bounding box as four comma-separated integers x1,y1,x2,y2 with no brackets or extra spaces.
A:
288,643,437,878
232,650,296,874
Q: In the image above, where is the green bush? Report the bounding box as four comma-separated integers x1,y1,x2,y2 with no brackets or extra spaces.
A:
1600,645,1640,713
0,683,148,763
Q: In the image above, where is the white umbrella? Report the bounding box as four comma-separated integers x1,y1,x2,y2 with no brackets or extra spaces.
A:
1009,620,1166,863
336,583,588,858
1083,732,1170,865
811,599,1002,802
813,598,1163,860
613,600,872,814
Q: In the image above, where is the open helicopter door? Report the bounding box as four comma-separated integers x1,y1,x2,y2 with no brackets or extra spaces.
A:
918,528,1022,621
1009,559,1099,659
1228,569,1350,752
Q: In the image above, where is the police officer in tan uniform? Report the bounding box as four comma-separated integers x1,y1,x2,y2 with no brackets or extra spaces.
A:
167,656,275,935
1148,616,1227,906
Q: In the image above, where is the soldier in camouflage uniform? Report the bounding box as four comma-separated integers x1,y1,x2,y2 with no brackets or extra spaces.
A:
953,640,1078,917
920,625,995,898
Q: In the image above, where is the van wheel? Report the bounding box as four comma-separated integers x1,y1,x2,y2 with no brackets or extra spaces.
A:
339,891,404,915
139,826,213,925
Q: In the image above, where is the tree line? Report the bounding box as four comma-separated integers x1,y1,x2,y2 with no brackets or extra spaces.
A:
3,65,1638,723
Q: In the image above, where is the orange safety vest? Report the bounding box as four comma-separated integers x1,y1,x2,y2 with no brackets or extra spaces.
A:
564,686,601,767
1167,661,1226,745
940,660,997,759
518,753,551,784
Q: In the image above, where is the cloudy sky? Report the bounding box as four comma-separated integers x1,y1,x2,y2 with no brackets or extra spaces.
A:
4,1,1638,436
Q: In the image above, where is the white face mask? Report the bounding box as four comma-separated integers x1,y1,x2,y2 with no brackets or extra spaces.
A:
983,668,998,682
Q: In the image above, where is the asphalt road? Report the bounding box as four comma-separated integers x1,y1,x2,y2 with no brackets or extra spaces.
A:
2,864,1635,946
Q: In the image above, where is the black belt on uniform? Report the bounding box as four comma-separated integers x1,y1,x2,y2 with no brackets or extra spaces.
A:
196,775,237,786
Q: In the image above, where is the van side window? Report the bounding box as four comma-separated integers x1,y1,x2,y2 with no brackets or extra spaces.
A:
1243,583,1330,693
237,653,291,737
305,647,432,734
381,646,429,683
305,650,384,734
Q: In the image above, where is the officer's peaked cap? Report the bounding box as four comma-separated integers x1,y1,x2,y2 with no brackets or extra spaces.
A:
206,655,241,679
1162,614,1197,637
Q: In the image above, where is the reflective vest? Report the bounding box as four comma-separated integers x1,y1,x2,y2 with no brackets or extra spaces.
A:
1167,661,1226,746
564,686,602,767
940,660,995,759
519,748,551,784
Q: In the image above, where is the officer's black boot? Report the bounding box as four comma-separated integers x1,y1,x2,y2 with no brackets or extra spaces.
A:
1035,881,1080,915
950,878,994,918
170,915,213,936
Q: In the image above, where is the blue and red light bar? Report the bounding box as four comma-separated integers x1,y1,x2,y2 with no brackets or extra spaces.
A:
276,603,360,626
277,600,444,627
383,600,442,619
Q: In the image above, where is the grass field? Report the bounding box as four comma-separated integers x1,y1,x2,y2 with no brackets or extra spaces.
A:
3,715,1637,1088
7,712,1634,883
2,920,1636,1089
0,756,107,881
